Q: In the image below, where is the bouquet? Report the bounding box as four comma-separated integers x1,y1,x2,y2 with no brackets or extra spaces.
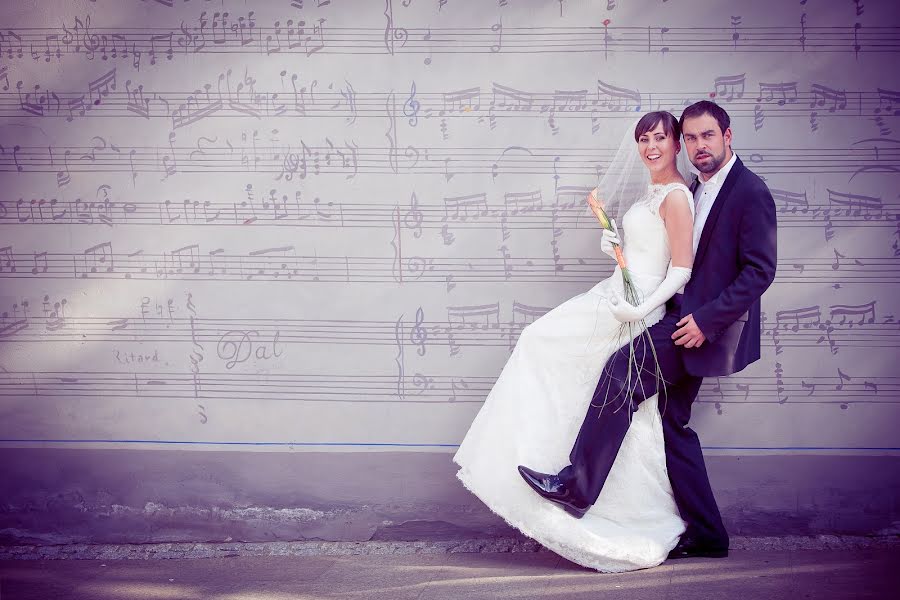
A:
587,188,666,416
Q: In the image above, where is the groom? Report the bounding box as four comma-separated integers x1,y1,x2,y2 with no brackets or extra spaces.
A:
518,101,777,559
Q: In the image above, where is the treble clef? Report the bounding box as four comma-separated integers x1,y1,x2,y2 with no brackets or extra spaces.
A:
280,152,299,181
403,192,423,238
409,306,427,356
403,81,420,127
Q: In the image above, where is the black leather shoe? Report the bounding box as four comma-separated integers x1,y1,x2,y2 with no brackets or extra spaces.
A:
517,465,590,518
667,537,729,560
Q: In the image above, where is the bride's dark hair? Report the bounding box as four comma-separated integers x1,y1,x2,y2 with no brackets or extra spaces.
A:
633,111,680,142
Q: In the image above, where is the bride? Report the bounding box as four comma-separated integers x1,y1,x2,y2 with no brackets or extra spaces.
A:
453,111,696,572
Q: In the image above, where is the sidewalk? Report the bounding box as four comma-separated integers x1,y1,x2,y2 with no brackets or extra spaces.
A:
1,539,897,599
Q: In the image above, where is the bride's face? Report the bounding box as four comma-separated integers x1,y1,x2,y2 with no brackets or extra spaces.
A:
637,122,680,174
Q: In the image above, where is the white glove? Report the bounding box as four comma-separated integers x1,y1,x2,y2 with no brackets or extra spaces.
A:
600,219,621,261
609,265,692,323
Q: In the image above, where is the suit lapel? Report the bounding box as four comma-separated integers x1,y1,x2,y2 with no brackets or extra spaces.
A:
693,157,744,269
689,174,700,195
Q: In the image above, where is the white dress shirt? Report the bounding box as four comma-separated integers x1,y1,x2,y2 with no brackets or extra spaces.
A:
692,152,738,254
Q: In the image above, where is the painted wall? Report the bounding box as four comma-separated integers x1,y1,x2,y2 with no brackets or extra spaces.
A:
1,0,898,543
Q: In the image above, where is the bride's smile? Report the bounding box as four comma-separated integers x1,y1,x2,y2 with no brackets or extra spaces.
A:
637,120,682,182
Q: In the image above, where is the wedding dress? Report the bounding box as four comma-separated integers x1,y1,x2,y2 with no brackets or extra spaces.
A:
453,181,693,572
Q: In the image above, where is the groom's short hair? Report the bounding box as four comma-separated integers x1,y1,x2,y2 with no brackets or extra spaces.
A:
680,101,730,135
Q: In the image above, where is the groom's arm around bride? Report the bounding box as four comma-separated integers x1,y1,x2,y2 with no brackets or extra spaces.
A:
675,120,777,377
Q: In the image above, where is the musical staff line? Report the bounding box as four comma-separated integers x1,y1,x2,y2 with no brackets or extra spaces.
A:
0,370,893,405
2,22,899,61
3,195,898,231
2,309,896,350
2,142,899,178
1,245,897,285
0,244,898,285
2,82,897,124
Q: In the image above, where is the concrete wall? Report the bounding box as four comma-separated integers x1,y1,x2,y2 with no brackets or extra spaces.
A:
1,0,899,544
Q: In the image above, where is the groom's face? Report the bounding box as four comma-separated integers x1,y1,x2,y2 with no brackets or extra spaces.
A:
682,114,733,179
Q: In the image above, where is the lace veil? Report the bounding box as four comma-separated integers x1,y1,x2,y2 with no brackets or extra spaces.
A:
594,117,694,222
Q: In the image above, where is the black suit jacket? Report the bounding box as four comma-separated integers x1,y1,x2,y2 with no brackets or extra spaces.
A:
681,157,778,377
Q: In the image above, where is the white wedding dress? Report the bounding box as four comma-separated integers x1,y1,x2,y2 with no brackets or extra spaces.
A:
454,182,693,572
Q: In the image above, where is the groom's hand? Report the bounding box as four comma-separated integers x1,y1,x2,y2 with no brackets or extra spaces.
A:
673,314,706,348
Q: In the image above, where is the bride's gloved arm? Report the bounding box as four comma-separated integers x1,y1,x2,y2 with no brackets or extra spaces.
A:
609,188,695,323
609,265,692,323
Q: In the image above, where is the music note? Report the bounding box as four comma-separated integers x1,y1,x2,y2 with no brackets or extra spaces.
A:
507,302,548,350
829,301,875,327
876,88,900,116
31,251,48,275
810,83,847,113
757,81,798,106
713,74,745,101
443,193,488,222
492,83,535,111
771,188,809,214
504,190,542,215
490,18,502,53
447,303,500,356
160,131,177,180
149,32,174,65
776,305,821,332
730,15,742,49
596,80,642,112
0,246,16,273
498,245,513,280
87,68,116,107
443,87,481,114
602,19,612,59
170,244,201,275
80,241,114,277
422,28,433,65
245,246,299,280
827,189,883,219
831,248,863,271
66,95,86,122
207,248,227,276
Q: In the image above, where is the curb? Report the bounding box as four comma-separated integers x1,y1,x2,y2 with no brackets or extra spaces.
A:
1,535,898,560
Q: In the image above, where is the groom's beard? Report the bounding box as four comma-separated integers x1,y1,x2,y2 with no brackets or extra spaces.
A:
691,148,726,174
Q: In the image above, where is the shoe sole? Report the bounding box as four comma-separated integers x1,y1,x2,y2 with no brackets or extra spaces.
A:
519,470,590,519
517,469,588,519
560,503,588,519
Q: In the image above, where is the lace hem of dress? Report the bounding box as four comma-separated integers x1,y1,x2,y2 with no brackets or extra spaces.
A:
453,465,671,573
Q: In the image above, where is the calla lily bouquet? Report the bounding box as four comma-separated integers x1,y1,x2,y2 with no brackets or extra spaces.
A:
587,189,667,417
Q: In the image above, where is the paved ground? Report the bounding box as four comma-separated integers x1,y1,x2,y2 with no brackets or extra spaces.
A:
1,546,898,599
